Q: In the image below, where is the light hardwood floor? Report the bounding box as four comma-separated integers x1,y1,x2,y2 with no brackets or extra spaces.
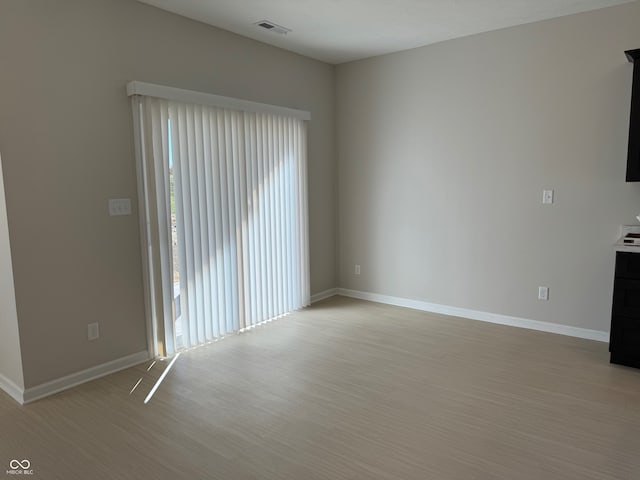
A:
1,295,640,479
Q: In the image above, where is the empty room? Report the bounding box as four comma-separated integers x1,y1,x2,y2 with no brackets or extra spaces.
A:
1,0,640,478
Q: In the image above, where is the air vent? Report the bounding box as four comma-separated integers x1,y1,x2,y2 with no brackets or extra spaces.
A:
254,20,291,35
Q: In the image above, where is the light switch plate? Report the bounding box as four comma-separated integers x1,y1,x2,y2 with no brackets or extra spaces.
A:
109,198,131,216
542,190,554,205
88,322,99,341
538,286,549,301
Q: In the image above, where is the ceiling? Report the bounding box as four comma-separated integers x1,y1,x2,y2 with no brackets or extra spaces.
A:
137,0,634,64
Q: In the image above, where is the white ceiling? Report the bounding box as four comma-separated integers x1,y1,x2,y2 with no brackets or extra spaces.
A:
137,0,634,64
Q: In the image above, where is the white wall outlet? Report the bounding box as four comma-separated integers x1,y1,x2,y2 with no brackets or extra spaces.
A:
538,286,549,301
108,198,132,216
542,190,554,205
88,322,100,341
354,264,361,275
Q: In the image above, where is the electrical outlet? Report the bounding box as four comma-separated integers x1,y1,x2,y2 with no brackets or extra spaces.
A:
354,264,361,275
538,286,549,301
88,322,100,341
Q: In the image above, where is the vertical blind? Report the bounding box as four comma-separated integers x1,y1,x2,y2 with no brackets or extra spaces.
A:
132,93,310,356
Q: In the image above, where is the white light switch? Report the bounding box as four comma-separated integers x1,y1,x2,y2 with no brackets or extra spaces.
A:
538,286,549,301
88,322,100,341
109,198,131,216
542,190,554,205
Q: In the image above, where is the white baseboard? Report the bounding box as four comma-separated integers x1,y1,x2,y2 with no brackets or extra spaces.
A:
0,373,24,404
22,350,151,404
311,288,339,304
338,288,609,343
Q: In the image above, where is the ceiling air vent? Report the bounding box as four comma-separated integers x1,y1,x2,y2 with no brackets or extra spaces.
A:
254,20,291,35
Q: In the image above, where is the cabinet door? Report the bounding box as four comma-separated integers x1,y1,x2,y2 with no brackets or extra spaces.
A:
612,278,640,317
615,251,640,279
610,319,640,368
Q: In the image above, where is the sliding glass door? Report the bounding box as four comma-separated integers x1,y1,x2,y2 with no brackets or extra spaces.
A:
131,88,310,356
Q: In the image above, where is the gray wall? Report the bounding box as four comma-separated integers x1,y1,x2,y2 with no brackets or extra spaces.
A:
0,0,336,388
336,2,640,332
0,155,23,391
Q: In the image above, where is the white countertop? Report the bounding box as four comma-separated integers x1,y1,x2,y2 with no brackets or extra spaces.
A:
615,225,640,253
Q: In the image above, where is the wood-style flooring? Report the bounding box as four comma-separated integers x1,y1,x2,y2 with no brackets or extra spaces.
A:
1,295,639,479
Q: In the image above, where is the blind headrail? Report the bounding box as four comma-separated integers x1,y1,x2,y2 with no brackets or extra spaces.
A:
126,81,311,121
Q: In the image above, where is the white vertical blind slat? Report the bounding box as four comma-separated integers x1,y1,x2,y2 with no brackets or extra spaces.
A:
284,117,293,311
210,110,225,339
226,110,240,333
152,99,175,354
301,123,310,305
259,117,271,320
218,111,232,334
245,115,258,326
232,112,246,330
200,107,215,342
254,115,266,324
193,105,208,344
238,115,250,330
273,117,285,315
175,103,194,347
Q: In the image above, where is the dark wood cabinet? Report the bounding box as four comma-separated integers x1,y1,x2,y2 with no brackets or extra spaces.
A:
610,251,640,367
625,49,640,182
